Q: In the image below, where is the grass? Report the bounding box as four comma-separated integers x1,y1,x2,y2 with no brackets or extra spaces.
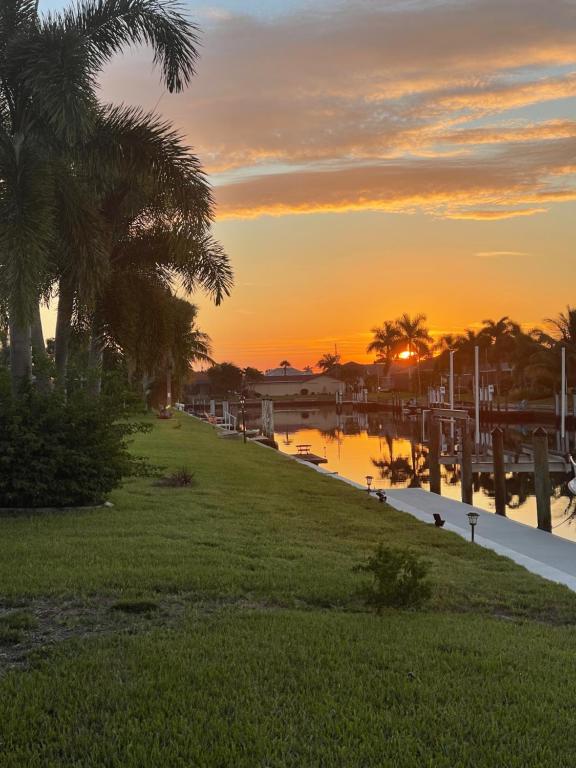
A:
1,413,576,765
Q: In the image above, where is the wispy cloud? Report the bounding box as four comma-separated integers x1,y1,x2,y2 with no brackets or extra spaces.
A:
475,250,530,258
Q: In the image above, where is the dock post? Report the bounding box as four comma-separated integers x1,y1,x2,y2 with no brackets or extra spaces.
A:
491,427,507,517
429,417,441,495
533,427,552,532
461,421,473,504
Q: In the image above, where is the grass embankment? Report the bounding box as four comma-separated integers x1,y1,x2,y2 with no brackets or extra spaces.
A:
1,415,576,766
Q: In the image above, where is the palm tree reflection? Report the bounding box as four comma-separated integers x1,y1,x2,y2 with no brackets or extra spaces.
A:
372,432,429,488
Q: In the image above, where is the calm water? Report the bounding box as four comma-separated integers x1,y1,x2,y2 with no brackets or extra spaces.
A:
247,406,576,541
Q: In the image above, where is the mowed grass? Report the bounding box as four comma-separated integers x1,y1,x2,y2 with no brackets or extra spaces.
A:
0,414,574,620
2,414,576,766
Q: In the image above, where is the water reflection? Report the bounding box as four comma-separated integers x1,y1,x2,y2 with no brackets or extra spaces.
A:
251,407,576,541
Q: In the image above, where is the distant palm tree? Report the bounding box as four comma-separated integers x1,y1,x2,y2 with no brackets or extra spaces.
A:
454,328,488,368
317,352,340,372
527,307,576,390
480,316,520,394
546,306,576,348
279,360,291,375
367,321,401,375
303,365,313,374
395,313,432,393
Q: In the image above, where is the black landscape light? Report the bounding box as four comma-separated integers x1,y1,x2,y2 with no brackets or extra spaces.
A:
366,475,373,493
467,511,479,542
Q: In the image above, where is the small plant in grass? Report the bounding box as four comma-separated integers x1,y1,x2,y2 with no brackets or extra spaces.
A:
353,544,432,612
155,467,196,488
0,610,37,645
111,599,159,615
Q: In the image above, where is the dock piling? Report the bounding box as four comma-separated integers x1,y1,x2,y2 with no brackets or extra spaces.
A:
429,417,441,495
533,427,552,532
461,422,473,505
491,427,507,517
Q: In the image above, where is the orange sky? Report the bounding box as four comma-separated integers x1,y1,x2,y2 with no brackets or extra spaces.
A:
42,0,576,369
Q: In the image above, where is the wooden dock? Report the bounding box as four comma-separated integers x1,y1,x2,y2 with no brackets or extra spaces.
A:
293,444,328,465
438,455,570,473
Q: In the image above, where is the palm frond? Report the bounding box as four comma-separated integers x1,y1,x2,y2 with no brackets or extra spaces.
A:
57,0,200,92
91,104,213,226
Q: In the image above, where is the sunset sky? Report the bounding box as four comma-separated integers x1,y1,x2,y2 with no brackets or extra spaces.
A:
43,0,576,369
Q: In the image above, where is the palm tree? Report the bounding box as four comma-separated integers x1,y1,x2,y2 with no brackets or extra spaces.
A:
0,0,201,392
317,352,340,372
279,360,291,376
525,307,576,391
367,321,401,375
480,316,519,394
395,313,432,394
102,279,211,406
67,105,231,396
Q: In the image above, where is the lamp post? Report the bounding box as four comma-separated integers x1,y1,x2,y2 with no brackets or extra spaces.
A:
467,511,479,543
366,475,373,493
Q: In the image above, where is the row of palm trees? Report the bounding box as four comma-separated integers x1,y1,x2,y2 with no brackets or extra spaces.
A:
369,309,576,394
0,0,231,399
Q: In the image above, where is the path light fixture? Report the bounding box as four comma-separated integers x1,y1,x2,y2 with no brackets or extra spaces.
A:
467,511,479,542
366,475,373,493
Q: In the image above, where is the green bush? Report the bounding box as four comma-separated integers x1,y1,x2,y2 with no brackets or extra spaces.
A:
354,544,432,612
0,386,152,508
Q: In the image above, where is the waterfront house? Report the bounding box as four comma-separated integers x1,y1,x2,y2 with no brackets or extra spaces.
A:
250,373,345,398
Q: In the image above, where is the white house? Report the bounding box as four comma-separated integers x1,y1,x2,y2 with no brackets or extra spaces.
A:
250,373,344,398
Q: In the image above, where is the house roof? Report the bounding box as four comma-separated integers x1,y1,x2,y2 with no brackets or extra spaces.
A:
252,373,338,384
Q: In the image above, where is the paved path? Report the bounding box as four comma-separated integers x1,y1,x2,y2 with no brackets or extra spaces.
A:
386,489,576,592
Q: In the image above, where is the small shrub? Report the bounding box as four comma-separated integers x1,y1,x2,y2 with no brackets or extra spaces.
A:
111,599,159,614
353,544,432,612
0,386,155,508
0,610,37,645
0,627,22,645
155,467,196,488
0,611,37,631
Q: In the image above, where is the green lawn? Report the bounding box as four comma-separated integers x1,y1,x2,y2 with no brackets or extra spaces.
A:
1,414,576,766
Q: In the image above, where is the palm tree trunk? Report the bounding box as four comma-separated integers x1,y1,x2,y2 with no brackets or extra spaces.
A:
31,303,52,394
54,275,75,390
8,314,31,393
166,367,172,407
87,332,104,397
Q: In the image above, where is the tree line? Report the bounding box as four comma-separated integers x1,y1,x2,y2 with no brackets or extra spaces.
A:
0,0,232,401
0,0,232,508
368,310,576,396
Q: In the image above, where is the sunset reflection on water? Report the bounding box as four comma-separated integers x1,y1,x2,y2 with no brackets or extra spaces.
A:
267,408,576,541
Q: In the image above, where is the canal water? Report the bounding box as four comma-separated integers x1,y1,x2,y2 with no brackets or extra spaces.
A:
248,406,576,541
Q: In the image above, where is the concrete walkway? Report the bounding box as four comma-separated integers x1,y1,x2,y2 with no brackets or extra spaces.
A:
386,489,576,592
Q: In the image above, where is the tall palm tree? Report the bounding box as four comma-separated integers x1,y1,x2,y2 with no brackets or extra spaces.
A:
367,321,401,375
102,275,211,406
279,360,291,376
395,313,432,394
0,0,200,392
61,105,231,395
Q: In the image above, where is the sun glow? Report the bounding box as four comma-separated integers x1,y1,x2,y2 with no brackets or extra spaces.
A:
398,350,413,360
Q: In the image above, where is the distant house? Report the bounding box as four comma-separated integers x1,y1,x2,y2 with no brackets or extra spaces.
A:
250,373,344,398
